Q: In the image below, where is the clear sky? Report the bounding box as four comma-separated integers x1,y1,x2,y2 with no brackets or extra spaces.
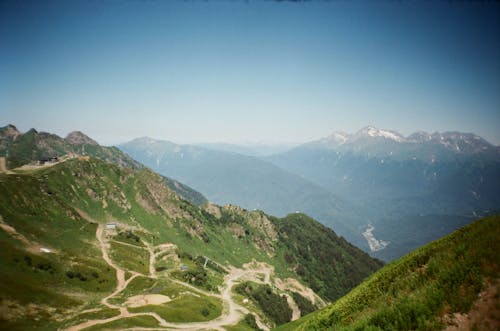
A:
1,0,499,145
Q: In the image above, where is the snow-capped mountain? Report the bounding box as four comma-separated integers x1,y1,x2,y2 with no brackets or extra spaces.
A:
351,126,405,142
309,126,497,159
267,127,500,260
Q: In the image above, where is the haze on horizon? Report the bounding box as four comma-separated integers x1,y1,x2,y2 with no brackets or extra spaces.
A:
1,0,499,146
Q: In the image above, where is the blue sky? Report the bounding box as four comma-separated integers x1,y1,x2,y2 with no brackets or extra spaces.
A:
1,0,499,145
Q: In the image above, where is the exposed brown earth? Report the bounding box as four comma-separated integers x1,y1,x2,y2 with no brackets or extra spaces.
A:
0,157,6,172
62,211,318,330
443,279,500,331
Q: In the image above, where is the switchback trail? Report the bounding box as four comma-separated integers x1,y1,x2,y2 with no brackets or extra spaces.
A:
63,221,273,331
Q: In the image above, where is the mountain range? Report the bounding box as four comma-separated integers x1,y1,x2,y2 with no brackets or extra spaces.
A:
0,125,381,330
119,137,356,241
0,124,498,330
119,126,500,260
267,126,500,260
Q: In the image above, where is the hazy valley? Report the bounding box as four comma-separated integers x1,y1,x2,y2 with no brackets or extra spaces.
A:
120,126,500,261
0,125,381,330
0,124,498,330
2,1,499,330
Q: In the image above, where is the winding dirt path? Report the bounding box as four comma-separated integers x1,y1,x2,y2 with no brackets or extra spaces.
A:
63,223,252,331
64,221,298,330
0,157,7,173
284,294,300,321
64,225,168,331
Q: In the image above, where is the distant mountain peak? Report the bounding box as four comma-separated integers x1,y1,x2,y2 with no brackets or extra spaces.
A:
125,137,178,150
65,131,98,145
407,131,432,142
321,131,349,147
136,136,162,144
312,126,496,156
354,126,404,142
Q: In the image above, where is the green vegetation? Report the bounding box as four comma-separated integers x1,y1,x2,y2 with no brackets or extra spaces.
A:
59,307,120,329
83,315,160,330
115,230,144,246
235,282,292,326
109,276,202,306
0,140,381,330
109,241,149,274
276,215,500,331
0,125,141,169
291,292,316,316
163,175,208,206
170,252,225,292
129,294,222,322
226,314,263,331
273,213,383,301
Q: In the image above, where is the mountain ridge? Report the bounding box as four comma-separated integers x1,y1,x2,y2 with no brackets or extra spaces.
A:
118,136,357,243
0,154,382,330
267,126,500,260
311,126,498,156
0,126,382,330
0,124,142,169
0,124,208,206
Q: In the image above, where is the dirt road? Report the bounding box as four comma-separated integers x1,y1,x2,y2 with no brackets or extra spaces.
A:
65,220,309,330
64,223,267,331
0,157,6,173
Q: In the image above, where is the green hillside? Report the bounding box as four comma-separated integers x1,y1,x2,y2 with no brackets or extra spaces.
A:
0,156,381,330
0,125,141,169
276,215,500,331
118,137,357,245
0,124,207,206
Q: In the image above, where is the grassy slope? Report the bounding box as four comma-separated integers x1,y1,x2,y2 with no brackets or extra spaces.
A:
276,215,500,331
0,157,381,330
0,166,117,330
0,125,208,206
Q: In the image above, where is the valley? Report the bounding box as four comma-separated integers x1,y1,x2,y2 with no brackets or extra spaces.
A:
2,1,499,330
119,127,500,261
0,145,380,330
361,224,389,252
276,215,500,330
0,125,498,330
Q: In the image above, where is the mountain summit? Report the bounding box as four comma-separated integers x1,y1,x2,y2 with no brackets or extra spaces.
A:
0,124,21,140
0,128,382,330
0,124,142,169
267,127,500,260
352,126,405,142
65,131,99,145
317,126,496,155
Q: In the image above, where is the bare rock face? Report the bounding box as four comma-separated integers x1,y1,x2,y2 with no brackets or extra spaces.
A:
0,124,21,150
0,124,21,139
65,131,99,145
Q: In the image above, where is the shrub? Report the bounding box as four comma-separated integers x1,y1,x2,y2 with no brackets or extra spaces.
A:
292,292,316,316
235,282,292,325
